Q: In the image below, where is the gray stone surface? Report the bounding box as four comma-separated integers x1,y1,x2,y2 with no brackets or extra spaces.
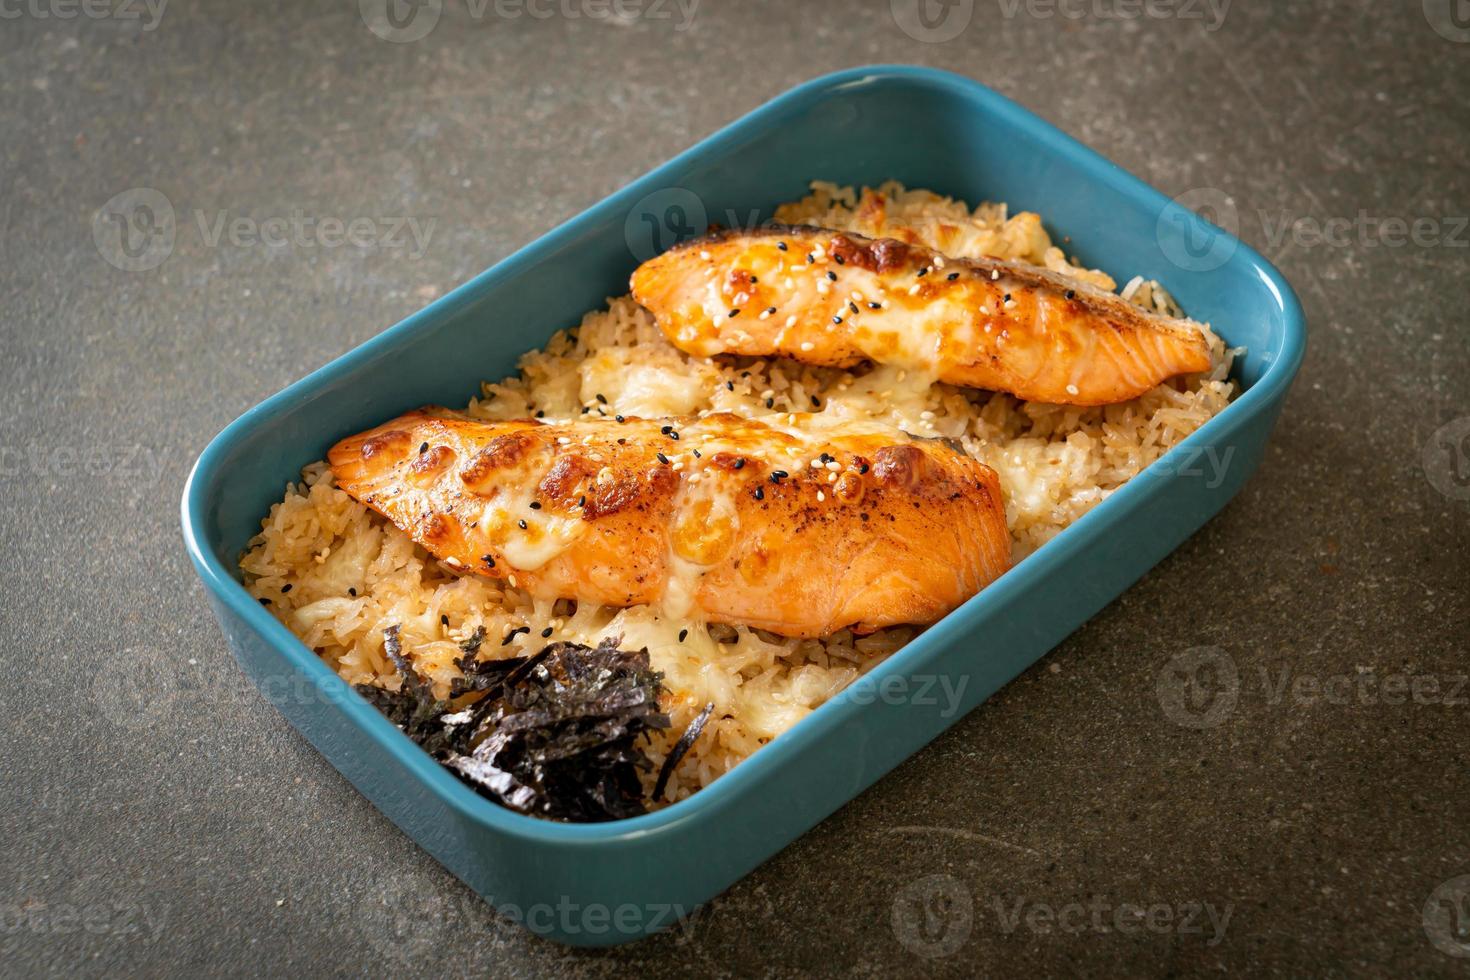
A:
2,0,1468,975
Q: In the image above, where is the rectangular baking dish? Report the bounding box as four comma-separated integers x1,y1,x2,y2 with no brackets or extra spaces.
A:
181,65,1305,947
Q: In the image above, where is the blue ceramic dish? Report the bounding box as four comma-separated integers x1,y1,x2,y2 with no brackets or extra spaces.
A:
181,65,1304,946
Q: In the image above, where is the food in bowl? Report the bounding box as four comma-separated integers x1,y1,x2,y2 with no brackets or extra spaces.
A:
241,181,1238,821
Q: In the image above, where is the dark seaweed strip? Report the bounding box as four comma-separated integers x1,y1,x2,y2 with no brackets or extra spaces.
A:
653,701,716,801
362,627,674,822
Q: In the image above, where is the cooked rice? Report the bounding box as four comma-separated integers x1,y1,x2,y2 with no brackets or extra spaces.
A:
240,181,1238,807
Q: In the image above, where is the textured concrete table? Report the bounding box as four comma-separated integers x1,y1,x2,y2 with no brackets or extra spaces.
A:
3,1,1467,975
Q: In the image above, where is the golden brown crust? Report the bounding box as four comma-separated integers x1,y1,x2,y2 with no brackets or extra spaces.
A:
327,408,1011,637
630,224,1212,406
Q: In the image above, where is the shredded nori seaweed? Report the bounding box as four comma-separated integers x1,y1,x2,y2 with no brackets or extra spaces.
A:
355,628,713,822
653,700,715,801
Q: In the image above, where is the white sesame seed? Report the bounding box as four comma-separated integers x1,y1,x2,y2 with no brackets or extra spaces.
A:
816,490,825,502
785,315,798,328
712,314,725,327
908,284,921,295
920,410,935,420
799,341,815,352
1066,384,1080,395
825,461,840,471
759,309,772,320
699,250,711,260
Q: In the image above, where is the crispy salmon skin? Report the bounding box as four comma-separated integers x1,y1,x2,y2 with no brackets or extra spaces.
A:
630,224,1212,405
328,408,1010,638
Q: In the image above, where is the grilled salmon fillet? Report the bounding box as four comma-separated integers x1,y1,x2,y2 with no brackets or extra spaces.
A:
630,224,1212,405
328,408,1010,638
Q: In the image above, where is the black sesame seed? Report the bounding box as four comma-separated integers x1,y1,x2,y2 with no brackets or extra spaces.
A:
806,253,815,263
832,315,843,324
777,241,788,251
419,442,429,454
849,301,859,315
1064,289,1076,300
947,272,960,281
754,486,765,500
764,306,776,315
726,380,735,390
819,452,833,463
656,452,670,464
678,629,688,643
692,448,701,458
280,583,292,593
661,425,673,434
669,430,680,440
858,462,869,474
348,587,357,596
482,554,495,567
917,267,929,277
441,614,449,626
581,406,589,414
615,414,626,423
617,437,627,445
810,395,820,407
825,270,837,282
733,457,745,469
535,410,545,418
728,308,741,318
771,469,788,481
518,519,528,530
596,392,607,404
578,495,586,507
749,275,758,283
765,397,774,408
541,627,554,638
259,597,271,606
529,501,542,510
1003,293,1011,302
868,301,881,309
834,254,845,265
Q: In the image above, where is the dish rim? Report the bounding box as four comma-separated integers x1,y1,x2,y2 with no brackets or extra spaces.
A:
180,63,1307,845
